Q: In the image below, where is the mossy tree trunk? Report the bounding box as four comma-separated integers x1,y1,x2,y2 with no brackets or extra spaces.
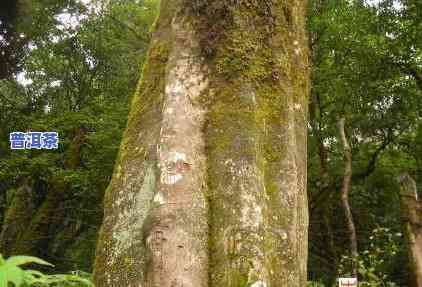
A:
93,0,310,286
399,173,422,287
0,126,99,272
0,180,36,256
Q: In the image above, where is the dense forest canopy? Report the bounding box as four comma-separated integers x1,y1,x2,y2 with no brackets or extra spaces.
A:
0,0,421,286
0,0,158,272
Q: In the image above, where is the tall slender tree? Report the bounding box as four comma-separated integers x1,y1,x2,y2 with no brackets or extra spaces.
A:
93,0,310,286
399,173,422,287
338,117,358,277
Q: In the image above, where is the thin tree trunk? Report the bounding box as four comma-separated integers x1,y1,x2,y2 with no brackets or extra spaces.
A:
338,117,358,277
399,173,422,287
310,93,338,284
93,1,310,286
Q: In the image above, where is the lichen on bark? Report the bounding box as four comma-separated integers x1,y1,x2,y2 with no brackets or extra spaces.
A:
93,1,209,286
193,1,310,286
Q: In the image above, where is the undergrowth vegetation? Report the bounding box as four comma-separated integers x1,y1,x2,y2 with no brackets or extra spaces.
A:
0,254,94,287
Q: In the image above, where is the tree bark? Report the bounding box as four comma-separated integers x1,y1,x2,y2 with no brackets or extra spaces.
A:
93,1,310,286
0,180,36,256
309,87,338,284
337,117,358,277
399,173,422,287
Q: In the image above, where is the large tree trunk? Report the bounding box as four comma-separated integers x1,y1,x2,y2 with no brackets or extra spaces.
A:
93,1,310,286
399,173,422,287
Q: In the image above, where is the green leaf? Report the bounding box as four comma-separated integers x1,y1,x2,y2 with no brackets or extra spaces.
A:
25,270,45,278
44,274,94,287
6,256,54,267
0,275,7,287
23,269,47,285
0,264,24,287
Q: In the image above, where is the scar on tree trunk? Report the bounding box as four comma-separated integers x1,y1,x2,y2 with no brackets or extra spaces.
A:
338,117,358,277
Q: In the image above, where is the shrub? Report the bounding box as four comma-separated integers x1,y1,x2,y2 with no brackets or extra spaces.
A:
0,254,94,287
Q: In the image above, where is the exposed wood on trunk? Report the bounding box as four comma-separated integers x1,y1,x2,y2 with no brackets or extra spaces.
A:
399,173,422,287
338,117,358,277
93,2,208,286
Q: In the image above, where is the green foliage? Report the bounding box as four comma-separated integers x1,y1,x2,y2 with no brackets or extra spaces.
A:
307,281,326,287
0,0,159,271
308,0,421,285
339,228,401,287
29,271,94,287
0,253,50,287
0,254,94,287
